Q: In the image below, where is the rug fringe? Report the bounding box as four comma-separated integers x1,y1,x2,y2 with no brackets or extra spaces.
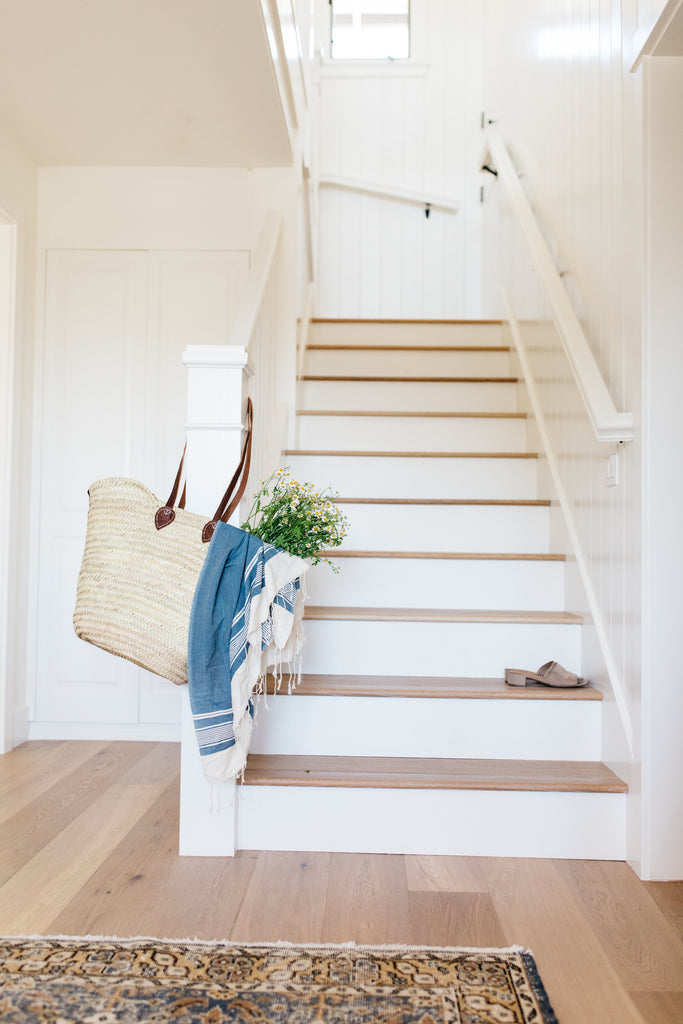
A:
0,934,532,957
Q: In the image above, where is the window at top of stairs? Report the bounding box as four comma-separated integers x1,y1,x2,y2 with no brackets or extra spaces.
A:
330,0,410,60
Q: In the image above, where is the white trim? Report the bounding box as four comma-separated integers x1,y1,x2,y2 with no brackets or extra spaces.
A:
318,174,459,214
28,721,181,742
259,0,299,136
12,704,29,746
503,288,635,758
227,211,283,353
182,345,252,372
318,60,429,78
297,280,315,380
486,135,634,444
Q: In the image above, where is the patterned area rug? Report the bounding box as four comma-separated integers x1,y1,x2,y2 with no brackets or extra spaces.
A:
0,936,559,1023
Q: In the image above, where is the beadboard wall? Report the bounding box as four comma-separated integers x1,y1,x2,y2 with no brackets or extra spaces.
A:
0,118,37,752
480,0,683,875
314,0,483,319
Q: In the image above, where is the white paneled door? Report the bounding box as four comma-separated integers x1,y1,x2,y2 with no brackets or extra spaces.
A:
33,250,248,734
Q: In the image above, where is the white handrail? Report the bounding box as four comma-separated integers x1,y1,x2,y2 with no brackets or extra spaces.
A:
228,211,282,352
484,134,634,444
259,0,304,133
319,174,459,215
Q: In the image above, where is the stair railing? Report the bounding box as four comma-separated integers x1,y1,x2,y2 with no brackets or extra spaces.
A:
318,173,459,218
483,134,633,443
483,133,635,755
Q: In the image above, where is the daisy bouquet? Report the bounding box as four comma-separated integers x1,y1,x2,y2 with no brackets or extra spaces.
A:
241,467,349,570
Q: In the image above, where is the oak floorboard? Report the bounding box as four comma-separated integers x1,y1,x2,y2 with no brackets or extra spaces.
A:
50,772,260,941
471,857,648,1024
404,854,485,894
230,851,331,944
321,853,412,945
0,740,108,822
3,742,682,1024
47,779,182,937
643,880,683,922
553,859,683,991
407,892,506,948
0,742,159,887
628,991,683,1024
265,673,602,701
242,754,628,793
0,780,170,935
116,742,181,786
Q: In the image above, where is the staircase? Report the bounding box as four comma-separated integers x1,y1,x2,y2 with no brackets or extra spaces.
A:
238,319,627,859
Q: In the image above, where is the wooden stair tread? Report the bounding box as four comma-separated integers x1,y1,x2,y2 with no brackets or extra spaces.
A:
304,607,583,624
285,450,537,459
307,344,510,352
333,497,551,506
297,410,527,418
311,318,503,325
242,755,627,793
264,673,603,701
303,375,517,383
322,550,564,561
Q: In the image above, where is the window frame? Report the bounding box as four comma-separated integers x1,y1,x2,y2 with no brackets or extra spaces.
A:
328,0,412,63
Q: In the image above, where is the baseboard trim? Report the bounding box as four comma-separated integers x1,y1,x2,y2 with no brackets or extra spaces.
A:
27,721,181,743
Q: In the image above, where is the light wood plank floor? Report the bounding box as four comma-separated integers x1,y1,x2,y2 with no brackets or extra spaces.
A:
1,740,682,1024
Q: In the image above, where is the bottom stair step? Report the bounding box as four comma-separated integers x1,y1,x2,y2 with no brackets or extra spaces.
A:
242,755,627,793
235,756,628,859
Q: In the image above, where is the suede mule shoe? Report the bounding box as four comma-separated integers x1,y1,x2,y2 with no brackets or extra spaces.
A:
504,661,589,688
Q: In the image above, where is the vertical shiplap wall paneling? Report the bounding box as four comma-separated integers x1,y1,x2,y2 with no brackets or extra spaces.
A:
482,0,645,863
315,0,482,318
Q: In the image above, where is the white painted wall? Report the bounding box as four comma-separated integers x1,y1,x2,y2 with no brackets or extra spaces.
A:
314,0,483,318
483,0,645,866
0,118,37,751
482,3,683,877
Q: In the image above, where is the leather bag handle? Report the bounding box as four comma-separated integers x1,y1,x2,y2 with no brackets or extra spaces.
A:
201,397,253,543
155,397,254,542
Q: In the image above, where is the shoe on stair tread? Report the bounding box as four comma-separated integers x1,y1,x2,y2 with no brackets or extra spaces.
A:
504,661,589,688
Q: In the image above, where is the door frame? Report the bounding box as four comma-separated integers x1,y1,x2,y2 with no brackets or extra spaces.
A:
0,207,18,753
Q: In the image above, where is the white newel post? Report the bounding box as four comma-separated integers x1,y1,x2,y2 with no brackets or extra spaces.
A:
178,345,252,857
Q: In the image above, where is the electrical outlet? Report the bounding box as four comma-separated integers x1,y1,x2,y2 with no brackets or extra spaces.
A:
606,450,619,487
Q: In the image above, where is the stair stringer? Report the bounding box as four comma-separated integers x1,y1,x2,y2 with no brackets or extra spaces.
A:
504,315,635,774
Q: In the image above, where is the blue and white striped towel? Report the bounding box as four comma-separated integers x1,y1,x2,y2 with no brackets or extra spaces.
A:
187,521,309,782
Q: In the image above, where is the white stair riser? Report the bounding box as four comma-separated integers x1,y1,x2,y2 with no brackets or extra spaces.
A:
300,380,518,413
300,620,581,677
296,415,529,452
338,503,550,553
305,349,511,377
287,454,538,500
307,558,565,611
309,322,504,347
237,787,626,859
249,695,602,760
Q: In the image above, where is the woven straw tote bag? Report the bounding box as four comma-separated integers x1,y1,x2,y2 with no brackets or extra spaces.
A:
73,399,253,685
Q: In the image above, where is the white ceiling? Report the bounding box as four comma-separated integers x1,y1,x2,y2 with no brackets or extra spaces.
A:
0,0,292,166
